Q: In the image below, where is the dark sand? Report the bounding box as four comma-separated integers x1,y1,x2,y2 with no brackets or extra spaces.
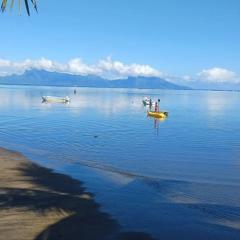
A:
0,148,155,240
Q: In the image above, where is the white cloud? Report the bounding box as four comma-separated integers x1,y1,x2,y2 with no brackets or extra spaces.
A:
66,58,102,75
97,57,162,79
0,58,61,76
197,67,238,83
182,75,192,81
1,58,238,85
0,57,162,80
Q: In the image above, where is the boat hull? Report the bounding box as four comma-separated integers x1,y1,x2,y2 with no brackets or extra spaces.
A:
148,111,168,118
42,96,70,103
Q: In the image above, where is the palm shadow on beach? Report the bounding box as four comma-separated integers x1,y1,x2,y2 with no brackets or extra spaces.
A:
1,158,240,240
0,161,155,240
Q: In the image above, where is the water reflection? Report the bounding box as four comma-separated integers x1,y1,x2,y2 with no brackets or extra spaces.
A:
142,99,168,136
0,85,239,186
204,92,230,116
0,86,147,115
1,86,238,117
0,85,240,239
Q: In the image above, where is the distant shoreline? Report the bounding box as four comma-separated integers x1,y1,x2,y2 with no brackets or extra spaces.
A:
0,83,239,92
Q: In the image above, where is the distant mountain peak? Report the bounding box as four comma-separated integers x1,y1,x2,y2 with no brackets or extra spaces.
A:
0,69,190,90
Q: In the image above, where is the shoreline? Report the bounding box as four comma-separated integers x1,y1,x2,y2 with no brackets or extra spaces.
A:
1,83,240,92
0,147,154,240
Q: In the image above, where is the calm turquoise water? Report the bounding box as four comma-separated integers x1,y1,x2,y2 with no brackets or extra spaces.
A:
0,85,240,239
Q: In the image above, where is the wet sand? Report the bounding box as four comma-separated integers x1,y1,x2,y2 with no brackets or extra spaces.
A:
0,147,154,240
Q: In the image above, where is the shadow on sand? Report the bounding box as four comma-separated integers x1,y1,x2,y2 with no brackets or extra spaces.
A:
0,161,155,240
1,156,240,240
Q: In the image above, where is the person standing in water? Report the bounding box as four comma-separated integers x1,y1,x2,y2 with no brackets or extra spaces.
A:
155,99,160,112
158,99,160,112
154,101,158,112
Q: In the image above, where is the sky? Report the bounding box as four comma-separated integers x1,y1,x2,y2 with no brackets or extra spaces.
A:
0,0,240,84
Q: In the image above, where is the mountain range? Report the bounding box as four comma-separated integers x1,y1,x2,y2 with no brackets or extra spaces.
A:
0,69,190,90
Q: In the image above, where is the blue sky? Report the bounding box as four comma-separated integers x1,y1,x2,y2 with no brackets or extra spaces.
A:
0,0,240,83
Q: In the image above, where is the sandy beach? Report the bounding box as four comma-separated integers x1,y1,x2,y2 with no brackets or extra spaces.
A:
0,147,154,240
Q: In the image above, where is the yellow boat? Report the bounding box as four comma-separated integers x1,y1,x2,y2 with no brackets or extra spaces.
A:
148,111,168,118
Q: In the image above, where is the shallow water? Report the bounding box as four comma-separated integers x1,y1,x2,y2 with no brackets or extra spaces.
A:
0,85,240,239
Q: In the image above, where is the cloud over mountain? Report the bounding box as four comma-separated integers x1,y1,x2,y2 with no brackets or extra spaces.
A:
0,57,239,88
0,57,163,80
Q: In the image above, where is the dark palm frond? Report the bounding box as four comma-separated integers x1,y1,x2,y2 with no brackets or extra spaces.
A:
30,0,37,12
1,0,37,15
24,0,29,15
1,0,7,12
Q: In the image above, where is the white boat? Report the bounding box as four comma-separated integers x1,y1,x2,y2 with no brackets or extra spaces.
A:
142,97,151,105
142,97,157,106
42,96,70,103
